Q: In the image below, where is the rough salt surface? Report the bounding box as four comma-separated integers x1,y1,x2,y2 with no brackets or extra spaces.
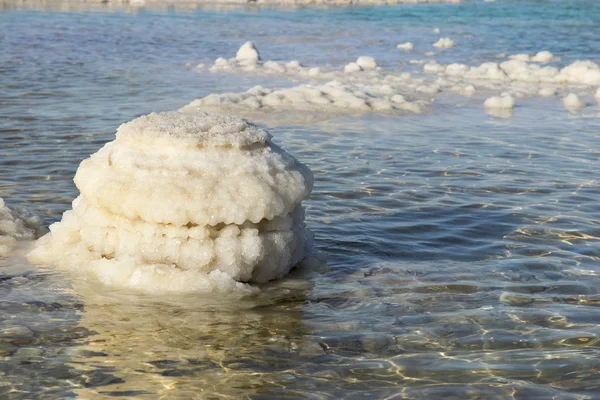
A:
181,81,427,119
28,112,313,293
0,198,41,257
197,42,600,119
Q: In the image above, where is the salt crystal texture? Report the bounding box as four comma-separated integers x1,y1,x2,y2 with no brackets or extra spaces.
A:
28,112,314,293
0,198,41,257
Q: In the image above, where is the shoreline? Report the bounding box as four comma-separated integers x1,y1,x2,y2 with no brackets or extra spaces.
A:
1,0,463,10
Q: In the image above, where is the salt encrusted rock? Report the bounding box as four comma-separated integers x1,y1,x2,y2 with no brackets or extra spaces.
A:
29,111,313,293
0,198,41,257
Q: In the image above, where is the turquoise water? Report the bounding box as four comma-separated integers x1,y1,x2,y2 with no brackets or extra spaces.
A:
1,1,600,398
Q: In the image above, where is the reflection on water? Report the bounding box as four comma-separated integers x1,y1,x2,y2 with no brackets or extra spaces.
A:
2,2,600,399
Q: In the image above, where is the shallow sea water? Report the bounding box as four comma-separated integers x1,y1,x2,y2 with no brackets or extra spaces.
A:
1,1,600,398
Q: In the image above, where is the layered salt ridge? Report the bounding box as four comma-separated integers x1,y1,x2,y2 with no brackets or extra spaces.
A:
424,59,600,86
28,112,314,293
0,198,41,257
181,81,426,118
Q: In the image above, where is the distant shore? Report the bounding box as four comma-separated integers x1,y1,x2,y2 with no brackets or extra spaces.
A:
2,0,462,9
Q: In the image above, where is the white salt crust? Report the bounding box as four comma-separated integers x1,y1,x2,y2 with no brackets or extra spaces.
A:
484,94,515,109
28,112,313,293
432,37,455,49
181,81,426,117
509,51,558,63
195,43,600,118
563,93,585,110
397,42,414,51
0,197,41,257
236,41,261,65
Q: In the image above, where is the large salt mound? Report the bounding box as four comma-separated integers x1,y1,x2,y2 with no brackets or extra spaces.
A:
28,112,314,293
0,198,41,257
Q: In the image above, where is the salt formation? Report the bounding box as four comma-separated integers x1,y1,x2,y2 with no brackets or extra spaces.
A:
483,94,515,110
356,56,377,70
433,38,455,49
509,51,556,63
0,198,41,257
28,112,314,293
426,59,600,86
563,93,585,110
182,81,426,117
235,41,261,65
595,88,600,102
397,42,414,51
198,42,600,119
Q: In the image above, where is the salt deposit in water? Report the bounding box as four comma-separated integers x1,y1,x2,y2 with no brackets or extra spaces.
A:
509,51,557,63
432,37,455,49
562,93,585,111
181,81,426,120
483,94,515,110
397,42,414,51
198,42,600,119
235,41,261,65
0,198,41,257
28,112,314,293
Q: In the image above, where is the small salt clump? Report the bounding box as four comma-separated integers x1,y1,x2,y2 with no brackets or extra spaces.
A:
356,56,377,70
397,42,414,51
433,38,455,49
509,53,531,62
0,198,41,257
563,93,585,110
595,87,600,102
531,51,554,63
538,87,556,97
483,94,515,109
28,112,313,293
236,41,261,65
344,62,363,73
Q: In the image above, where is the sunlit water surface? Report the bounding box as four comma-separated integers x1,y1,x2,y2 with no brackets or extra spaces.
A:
1,1,600,398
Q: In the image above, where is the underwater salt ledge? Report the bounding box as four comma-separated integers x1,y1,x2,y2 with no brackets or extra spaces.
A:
28,112,314,293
